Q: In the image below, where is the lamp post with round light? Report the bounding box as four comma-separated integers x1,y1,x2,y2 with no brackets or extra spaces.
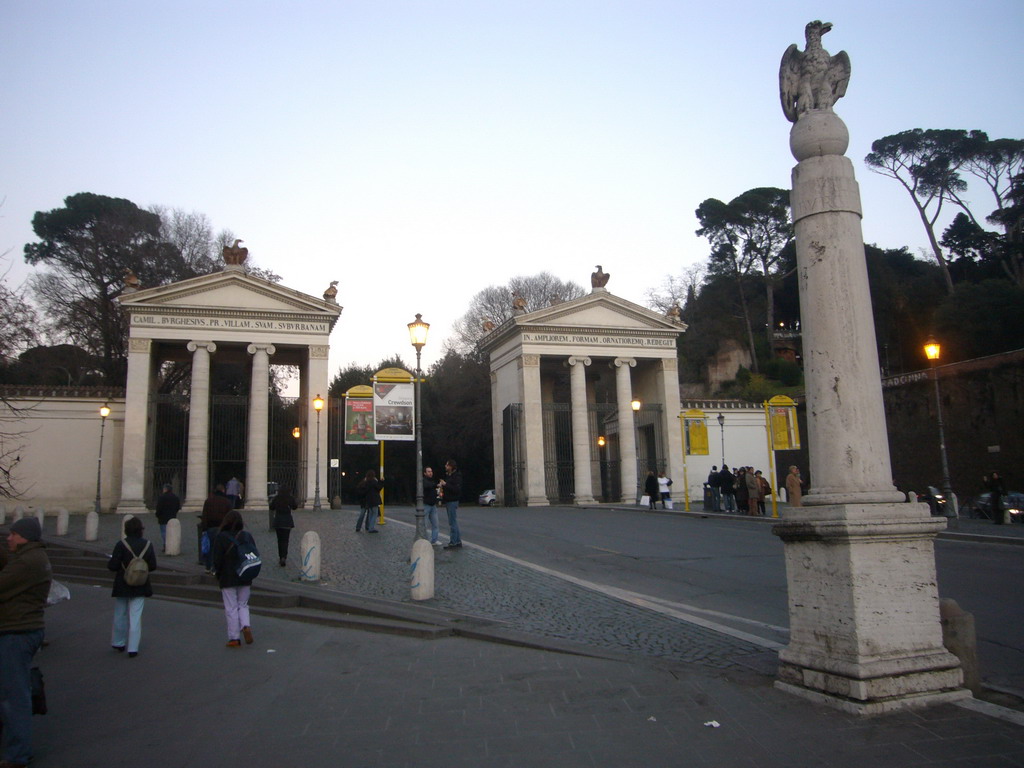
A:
631,399,642,499
924,337,954,516
313,395,324,512
408,313,430,540
94,404,110,515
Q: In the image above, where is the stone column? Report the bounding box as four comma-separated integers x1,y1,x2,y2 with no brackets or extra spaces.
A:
304,345,331,507
184,341,216,508
117,338,153,514
489,371,505,505
567,356,595,505
772,105,965,713
614,357,637,504
657,358,685,488
246,343,276,509
520,354,547,506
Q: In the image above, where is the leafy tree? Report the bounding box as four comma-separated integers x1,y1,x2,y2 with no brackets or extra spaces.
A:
448,272,586,355
0,257,37,365
933,279,1024,362
695,188,793,370
865,130,1024,292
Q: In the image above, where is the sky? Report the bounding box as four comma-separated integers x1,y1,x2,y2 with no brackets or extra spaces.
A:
2,1,1022,376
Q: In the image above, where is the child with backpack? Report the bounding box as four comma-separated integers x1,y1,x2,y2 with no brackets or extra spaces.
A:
107,516,158,658
212,510,261,648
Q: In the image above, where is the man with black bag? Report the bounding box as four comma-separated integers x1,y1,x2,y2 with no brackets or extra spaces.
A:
0,518,51,768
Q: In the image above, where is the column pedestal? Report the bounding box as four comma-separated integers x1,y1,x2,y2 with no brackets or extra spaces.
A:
773,503,968,714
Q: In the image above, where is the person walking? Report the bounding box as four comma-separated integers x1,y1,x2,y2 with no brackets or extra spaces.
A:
657,471,673,509
744,467,760,516
355,470,381,533
719,464,736,512
707,465,722,512
439,460,463,549
154,483,181,551
423,467,440,546
201,484,233,573
988,471,1006,524
735,467,750,514
270,485,297,567
212,510,258,647
225,476,243,510
786,465,803,507
107,516,157,658
0,517,51,768
643,471,659,510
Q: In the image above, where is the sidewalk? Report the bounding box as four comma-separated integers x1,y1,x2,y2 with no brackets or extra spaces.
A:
17,509,1024,767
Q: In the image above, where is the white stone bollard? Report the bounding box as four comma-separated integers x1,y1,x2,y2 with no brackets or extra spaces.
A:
85,511,99,542
0,503,6,525
35,508,46,530
165,518,182,556
120,515,134,538
13,506,25,522
56,509,69,536
299,531,321,582
410,538,435,601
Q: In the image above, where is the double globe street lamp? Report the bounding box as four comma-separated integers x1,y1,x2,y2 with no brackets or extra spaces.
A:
408,313,430,540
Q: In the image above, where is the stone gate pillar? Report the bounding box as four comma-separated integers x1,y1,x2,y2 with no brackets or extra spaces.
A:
246,343,276,508
614,357,637,503
567,356,595,504
184,341,216,508
117,337,153,514
521,354,547,506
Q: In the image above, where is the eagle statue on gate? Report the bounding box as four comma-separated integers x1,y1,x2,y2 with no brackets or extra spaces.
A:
780,20,851,123
591,265,610,289
222,239,249,266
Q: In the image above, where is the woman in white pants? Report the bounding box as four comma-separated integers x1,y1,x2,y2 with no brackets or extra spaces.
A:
107,516,158,658
212,510,258,647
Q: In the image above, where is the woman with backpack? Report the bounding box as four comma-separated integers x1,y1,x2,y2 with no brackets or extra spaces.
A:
212,510,260,647
107,516,158,658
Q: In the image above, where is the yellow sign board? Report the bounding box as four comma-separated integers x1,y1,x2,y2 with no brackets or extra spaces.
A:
766,396,800,450
681,408,709,456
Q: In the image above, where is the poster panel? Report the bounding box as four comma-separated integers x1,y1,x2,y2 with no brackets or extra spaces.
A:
345,398,376,445
373,382,414,441
686,419,709,456
770,406,800,450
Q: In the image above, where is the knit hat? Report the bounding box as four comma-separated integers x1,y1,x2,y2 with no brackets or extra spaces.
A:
10,517,42,542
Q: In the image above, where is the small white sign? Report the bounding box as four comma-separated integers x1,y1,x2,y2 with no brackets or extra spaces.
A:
330,458,339,467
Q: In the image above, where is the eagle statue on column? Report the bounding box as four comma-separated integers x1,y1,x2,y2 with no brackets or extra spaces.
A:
780,20,851,123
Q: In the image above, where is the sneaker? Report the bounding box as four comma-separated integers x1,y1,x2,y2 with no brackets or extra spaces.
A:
431,540,442,546
242,626,254,645
226,639,242,648
367,529,379,533
112,645,125,653
443,541,462,549
128,651,138,658
279,558,286,567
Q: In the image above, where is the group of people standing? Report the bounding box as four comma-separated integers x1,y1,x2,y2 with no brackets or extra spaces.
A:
706,464,804,515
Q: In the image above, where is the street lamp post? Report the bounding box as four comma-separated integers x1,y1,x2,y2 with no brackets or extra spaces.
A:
408,313,430,540
313,395,324,512
717,412,726,466
924,337,954,518
94,404,110,515
631,399,642,500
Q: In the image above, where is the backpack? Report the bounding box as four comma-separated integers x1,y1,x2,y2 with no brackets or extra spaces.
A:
122,539,151,587
229,532,262,581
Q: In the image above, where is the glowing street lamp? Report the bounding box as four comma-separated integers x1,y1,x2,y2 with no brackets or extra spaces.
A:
924,337,954,518
313,395,324,512
292,426,301,439
717,412,726,466
408,313,430,540
94,404,110,514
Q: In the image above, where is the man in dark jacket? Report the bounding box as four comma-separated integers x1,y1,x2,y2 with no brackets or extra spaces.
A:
0,517,52,768
201,484,233,572
154,483,181,551
707,466,721,512
718,464,736,513
439,460,463,549
423,467,440,546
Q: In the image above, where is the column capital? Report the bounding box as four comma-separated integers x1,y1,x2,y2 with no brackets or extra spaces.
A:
520,354,541,367
566,356,591,367
247,343,277,356
309,344,329,360
613,357,636,368
128,337,152,354
186,340,217,354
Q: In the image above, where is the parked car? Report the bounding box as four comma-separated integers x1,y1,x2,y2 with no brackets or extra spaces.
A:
917,486,953,517
478,489,497,506
961,491,1024,523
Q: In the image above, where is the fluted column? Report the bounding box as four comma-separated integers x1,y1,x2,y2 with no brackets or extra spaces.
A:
567,356,595,504
658,358,685,491
184,341,216,508
246,343,276,509
614,357,637,503
116,337,154,514
521,354,547,505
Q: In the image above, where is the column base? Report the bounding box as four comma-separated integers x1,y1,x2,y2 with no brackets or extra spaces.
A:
773,502,967,714
525,495,550,506
572,495,596,506
115,500,151,516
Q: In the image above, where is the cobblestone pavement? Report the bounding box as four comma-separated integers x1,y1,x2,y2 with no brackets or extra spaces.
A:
80,507,769,670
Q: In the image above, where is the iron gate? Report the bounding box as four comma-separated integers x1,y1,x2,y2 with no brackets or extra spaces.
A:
209,394,248,490
148,393,189,503
542,403,573,503
268,395,304,502
589,403,620,502
502,403,524,507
